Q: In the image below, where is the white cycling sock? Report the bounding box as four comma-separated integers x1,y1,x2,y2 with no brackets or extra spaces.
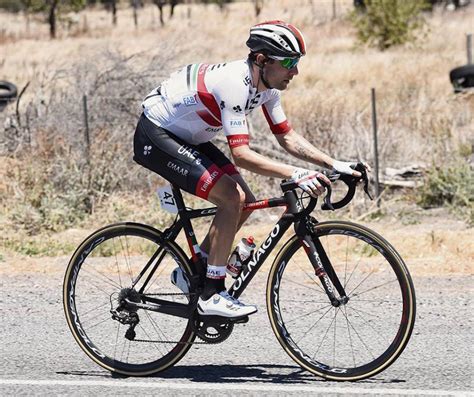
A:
206,264,226,280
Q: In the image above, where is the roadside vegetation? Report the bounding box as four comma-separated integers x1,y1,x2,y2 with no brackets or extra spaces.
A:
0,0,472,257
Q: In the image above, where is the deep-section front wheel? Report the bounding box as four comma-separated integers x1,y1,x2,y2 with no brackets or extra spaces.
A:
267,221,416,381
63,222,196,376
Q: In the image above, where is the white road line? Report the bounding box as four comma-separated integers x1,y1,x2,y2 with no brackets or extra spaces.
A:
0,379,471,396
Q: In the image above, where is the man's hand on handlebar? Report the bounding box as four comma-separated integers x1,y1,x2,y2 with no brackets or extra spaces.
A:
291,168,331,198
332,160,371,178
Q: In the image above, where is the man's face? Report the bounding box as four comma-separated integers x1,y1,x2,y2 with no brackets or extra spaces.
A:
263,58,299,90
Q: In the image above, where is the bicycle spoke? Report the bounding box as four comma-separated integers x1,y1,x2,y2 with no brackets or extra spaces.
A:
347,269,376,297
285,302,334,325
270,224,415,380
283,276,326,295
80,311,113,329
118,236,130,286
340,307,376,361
81,264,122,291
312,307,339,359
351,278,400,298
143,310,171,345
294,257,326,294
65,225,195,373
78,301,110,319
295,305,333,344
137,320,167,355
112,237,123,288
343,306,357,368
124,235,135,283
113,322,121,360
346,305,391,347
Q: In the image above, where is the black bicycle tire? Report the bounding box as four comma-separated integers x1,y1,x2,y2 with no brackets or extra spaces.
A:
63,222,196,376
266,221,416,381
0,81,17,99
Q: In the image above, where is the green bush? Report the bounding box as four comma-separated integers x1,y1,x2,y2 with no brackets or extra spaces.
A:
350,0,429,50
0,0,24,12
417,161,474,224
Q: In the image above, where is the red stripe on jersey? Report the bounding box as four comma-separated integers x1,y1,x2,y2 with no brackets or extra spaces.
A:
221,163,240,175
197,110,222,127
197,64,222,124
227,134,250,148
262,105,291,135
195,164,223,199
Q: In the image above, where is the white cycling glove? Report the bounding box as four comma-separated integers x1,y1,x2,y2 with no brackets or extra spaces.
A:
291,168,325,197
332,160,357,175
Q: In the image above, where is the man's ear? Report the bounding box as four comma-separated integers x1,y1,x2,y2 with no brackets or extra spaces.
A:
256,54,268,68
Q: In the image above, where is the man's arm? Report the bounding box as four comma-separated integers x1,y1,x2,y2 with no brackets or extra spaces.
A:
230,144,295,179
230,143,330,197
274,129,335,169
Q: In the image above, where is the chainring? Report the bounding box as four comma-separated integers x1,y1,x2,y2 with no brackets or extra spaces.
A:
196,319,234,344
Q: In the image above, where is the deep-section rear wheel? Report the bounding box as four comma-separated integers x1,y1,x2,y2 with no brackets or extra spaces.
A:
267,221,416,381
63,222,196,376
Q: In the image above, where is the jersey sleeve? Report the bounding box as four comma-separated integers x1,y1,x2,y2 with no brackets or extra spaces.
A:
261,90,292,135
212,78,250,149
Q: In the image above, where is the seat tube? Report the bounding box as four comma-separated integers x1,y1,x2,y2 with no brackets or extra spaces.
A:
171,186,204,268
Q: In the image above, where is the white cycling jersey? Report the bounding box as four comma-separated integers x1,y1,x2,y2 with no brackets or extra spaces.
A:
142,59,292,148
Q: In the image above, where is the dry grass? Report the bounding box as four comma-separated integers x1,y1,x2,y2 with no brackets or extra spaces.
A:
0,1,473,259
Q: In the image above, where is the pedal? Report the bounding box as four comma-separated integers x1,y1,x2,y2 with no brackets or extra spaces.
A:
230,315,249,324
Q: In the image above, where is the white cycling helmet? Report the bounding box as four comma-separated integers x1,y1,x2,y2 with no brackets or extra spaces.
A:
246,20,307,59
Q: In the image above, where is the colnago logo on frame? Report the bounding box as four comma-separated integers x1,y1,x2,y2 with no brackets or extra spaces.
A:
233,224,280,291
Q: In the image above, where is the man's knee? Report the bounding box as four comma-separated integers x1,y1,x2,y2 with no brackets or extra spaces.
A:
209,176,245,210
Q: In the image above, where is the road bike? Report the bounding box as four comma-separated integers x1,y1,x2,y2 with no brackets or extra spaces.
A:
63,164,416,381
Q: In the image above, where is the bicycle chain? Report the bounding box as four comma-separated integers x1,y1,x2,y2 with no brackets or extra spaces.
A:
123,293,230,345
131,338,209,345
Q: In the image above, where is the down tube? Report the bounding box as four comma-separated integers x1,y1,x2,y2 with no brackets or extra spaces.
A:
230,217,293,299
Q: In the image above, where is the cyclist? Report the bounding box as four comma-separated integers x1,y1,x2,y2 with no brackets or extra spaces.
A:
134,20,365,319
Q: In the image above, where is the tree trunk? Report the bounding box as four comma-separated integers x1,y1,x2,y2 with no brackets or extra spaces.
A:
48,0,59,39
112,0,117,26
153,0,165,26
132,0,139,28
170,0,178,19
254,0,264,18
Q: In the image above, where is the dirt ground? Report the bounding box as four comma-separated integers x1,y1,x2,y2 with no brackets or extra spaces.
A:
1,206,472,278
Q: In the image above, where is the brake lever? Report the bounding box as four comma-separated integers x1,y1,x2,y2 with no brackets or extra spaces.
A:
318,173,340,211
354,163,373,200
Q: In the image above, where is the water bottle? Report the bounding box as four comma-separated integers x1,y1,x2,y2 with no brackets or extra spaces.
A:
226,236,256,278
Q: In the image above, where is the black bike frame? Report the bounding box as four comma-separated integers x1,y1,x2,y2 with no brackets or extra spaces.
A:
128,184,347,317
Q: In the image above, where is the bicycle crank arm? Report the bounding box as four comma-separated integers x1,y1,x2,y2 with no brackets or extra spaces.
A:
124,298,191,319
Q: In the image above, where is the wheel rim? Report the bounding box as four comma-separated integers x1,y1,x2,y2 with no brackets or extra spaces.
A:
269,225,414,379
64,226,195,373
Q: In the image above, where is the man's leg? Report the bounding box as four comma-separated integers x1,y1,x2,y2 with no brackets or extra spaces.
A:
199,173,255,258
197,173,257,317
199,174,246,298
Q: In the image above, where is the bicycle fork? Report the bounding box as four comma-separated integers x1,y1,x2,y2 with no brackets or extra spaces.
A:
301,234,349,307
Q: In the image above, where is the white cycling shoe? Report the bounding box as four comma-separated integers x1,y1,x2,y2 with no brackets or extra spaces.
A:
170,267,190,294
198,290,257,318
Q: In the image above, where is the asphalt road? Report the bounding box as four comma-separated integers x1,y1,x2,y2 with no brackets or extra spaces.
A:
0,258,472,396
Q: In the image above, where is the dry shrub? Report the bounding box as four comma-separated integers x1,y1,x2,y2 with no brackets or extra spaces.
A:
1,46,180,234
